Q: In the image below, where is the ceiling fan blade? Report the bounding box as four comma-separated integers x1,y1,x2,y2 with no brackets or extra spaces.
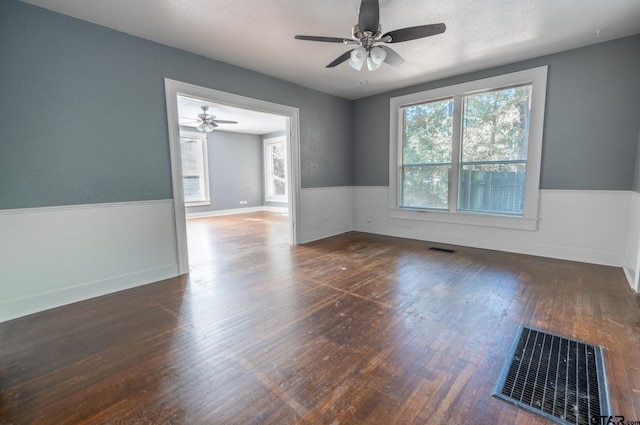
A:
383,23,446,43
358,0,380,33
213,120,238,124
326,50,353,68
295,35,349,43
379,46,404,66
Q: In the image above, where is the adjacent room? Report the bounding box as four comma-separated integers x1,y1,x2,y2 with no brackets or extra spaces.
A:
1,0,639,424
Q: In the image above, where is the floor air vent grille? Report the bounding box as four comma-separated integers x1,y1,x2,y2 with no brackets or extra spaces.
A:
428,247,456,254
493,326,610,425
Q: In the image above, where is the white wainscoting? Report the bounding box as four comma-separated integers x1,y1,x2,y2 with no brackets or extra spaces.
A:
624,191,640,292
0,200,179,323
299,187,354,243
354,187,632,268
3,189,635,323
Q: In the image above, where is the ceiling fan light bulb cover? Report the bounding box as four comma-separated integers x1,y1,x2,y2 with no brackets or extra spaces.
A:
367,56,383,71
205,123,215,132
349,47,366,70
351,47,366,62
370,46,386,65
349,58,364,70
196,122,206,132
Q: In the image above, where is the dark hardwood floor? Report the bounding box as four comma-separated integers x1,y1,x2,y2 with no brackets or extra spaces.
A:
1,211,639,424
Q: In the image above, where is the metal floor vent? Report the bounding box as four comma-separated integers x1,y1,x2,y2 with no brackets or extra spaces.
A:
428,246,456,254
493,325,610,425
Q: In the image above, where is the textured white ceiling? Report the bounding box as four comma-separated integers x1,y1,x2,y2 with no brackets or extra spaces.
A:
20,0,640,100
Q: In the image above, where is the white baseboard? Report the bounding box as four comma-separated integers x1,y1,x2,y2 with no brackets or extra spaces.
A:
264,206,289,214
301,225,352,244
1,264,177,323
186,205,288,219
623,266,637,292
0,200,179,323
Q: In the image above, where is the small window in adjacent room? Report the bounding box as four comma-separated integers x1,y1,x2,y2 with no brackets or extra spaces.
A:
263,136,287,203
180,131,210,206
389,66,548,230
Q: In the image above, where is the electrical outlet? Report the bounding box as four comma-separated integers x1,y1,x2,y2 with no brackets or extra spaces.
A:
239,200,248,205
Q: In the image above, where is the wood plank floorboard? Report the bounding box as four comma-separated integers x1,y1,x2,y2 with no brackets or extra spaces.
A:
1,211,639,424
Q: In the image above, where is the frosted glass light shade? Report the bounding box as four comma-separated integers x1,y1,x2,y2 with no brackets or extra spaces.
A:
366,47,386,70
370,46,386,65
367,57,382,71
349,47,366,70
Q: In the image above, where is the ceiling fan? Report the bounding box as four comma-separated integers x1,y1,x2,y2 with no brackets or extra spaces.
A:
182,106,238,133
294,0,445,71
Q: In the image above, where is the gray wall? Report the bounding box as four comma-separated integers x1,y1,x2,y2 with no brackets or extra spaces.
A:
0,0,353,210
2,0,638,209
186,131,263,214
353,35,640,190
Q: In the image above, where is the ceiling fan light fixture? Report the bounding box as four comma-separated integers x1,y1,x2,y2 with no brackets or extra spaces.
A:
370,46,386,65
205,123,215,132
349,46,366,70
366,46,386,70
366,56,382,71
196,122,207,132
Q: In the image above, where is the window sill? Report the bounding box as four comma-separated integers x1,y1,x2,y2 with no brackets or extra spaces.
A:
389,208,538,231
185,201,211,207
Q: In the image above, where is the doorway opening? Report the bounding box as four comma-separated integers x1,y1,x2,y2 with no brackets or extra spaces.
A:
164,79,301,275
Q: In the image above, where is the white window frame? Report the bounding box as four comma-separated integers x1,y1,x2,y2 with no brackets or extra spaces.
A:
389,66,548,231
263,135,288,203
179,130,210,207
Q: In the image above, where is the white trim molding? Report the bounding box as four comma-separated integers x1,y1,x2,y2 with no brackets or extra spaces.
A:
0,200,179,323
164,78,301,275
263,135,288,203
389,66,548,231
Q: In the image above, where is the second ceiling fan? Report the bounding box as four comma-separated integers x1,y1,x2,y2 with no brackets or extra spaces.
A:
295,0,446,71
183,106,238,133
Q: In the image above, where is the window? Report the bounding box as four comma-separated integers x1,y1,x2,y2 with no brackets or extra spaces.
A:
390,66,547,230
263,136,287,203
179,131,210,206
402,97,454,210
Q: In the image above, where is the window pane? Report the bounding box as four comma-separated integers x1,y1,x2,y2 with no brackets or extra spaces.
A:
462,85,531,162
180,138,203,175
458,163,526,214
402,165,449,209
403,98,453,165
270,143,286,197
183,176,201,201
